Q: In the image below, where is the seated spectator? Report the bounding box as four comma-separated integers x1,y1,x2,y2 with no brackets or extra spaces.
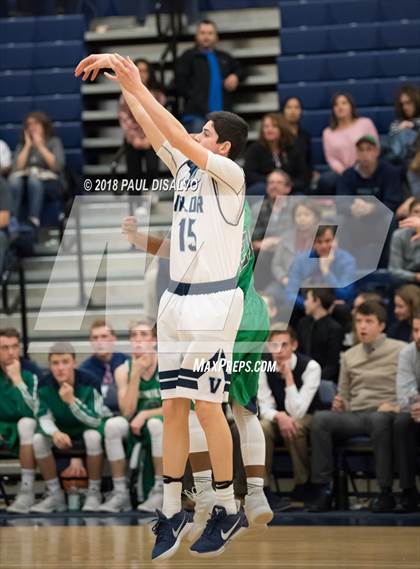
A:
102,321,163,513
118,59,165,192
0,329,39,514
394,310,420,512
285,225,356,311
306,301,406,513
258,324,321,500
267,200,321,307
244,113,309,195
0,138,12,178
175,19,244,133
0,327,43,380
297,288,344,383
282,96,313,184
31,342,112,513
9,112,65,229
344,292,383,347
251,169,294,290
79,319,127,415
407,146,420,198
0,174,11,273
388,285,420,343
389,198,420,283
387,84,420,165
319,92,379,194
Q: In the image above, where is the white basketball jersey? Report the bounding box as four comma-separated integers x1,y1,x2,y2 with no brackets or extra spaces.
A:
157,141,245,284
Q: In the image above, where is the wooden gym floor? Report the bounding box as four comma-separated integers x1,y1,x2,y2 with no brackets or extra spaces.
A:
0,525,419,569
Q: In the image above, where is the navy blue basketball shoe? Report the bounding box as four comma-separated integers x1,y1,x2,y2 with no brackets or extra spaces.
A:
151,509,190,561
190,505,248,557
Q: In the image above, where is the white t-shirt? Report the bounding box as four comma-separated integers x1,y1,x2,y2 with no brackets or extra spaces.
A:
0,140,12,171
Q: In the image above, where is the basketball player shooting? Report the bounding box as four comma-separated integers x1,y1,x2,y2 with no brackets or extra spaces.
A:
75,53,249,560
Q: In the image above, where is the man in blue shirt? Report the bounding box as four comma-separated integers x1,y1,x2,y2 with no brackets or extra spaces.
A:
285,225,356,311
79,320,126,414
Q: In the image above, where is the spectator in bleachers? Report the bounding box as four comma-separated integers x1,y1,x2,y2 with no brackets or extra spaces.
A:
387,84,420,165
394,311,420,512
297,288,344,383
258,323,321,501
251,169,294,289
388,285,420,343
319,92,379,195
285,225,356,311
260,294,278,324
306,301,405,513
267,201,321,308
79,319,127,415
31,342,111,514
407,146,420,198
0,329,39,514
101,321,163,513
282,96,313,185
344,292,383,347
0,174,11,274
389,198,420,283
118,59,165,193
0,138,12,178
244,113,309,195
175,19,244,134
9,112,65,229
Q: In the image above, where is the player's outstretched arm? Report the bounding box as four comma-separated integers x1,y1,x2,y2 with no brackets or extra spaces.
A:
122,216,170,258
76,53,209,169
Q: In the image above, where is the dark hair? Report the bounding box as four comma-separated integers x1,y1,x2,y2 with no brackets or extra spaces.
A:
409,198,420,213
0,328,20,340
48,342,76,360
268,322,297,342
267,168,292,186
394,84,420,121
355,300,387,324
329,92,358,130
207,111,248,160
412,309,420,322
395,284,420,321
315,224,336,240
132,58,161,91
355,292,383,306
258,112,295,149
197,19,218,31
306,288,336,311
22,111,55,142
281,96,304,112
292,200,321,225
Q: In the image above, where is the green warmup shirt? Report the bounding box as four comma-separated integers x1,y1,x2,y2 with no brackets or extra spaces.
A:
37,373,111,440
230,200,270,409
0,368,39,454
125,358,163,499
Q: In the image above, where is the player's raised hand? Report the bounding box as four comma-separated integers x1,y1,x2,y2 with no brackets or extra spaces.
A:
399,216,420,241
59,382,76,405
104,54,142,95
121,215,139,244
75,53,113,82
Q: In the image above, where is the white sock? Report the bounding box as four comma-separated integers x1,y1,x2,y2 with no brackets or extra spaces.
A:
162,481,182,518
46,478,62,495
21,469,35,493
215,483,237,515
88,479,101,492
193,469,212,493
247,476,264,494
113,477,127,494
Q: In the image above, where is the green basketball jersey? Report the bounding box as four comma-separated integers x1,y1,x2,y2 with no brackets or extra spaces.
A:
0,368,38,421
127,358,162,413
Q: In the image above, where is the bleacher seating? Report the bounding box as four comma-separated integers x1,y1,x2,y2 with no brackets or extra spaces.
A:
278,0,420,167
0,15,85,176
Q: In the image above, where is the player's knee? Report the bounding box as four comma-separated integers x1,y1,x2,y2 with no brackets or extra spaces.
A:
104,416,129,440
163,399,189,423
33,433,51,459
146,418,163,435
195,401,222,429
83,429,102,456
17,417,37,445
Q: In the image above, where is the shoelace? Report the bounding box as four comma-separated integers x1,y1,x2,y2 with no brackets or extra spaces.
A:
201,508,225,537
151,512,172,542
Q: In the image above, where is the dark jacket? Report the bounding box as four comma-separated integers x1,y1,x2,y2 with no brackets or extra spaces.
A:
297,314,344,382
175,47,244,116
244,141,309,194
296,126,312,178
